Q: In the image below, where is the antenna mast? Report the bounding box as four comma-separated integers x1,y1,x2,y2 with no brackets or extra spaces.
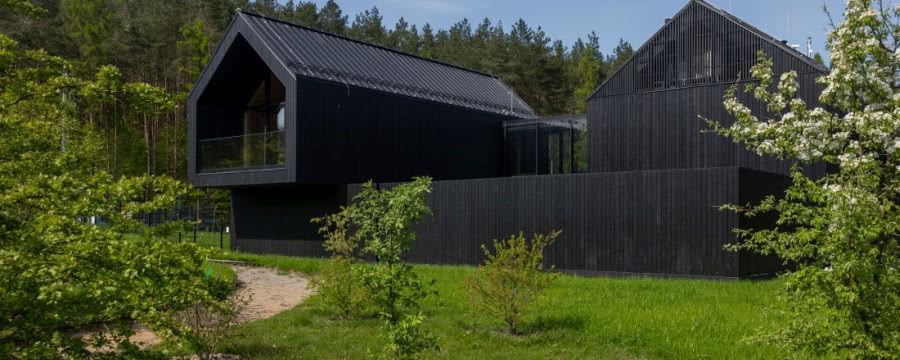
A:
807,37,813,57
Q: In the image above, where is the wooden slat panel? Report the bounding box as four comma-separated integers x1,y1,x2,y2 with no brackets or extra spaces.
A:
230,167,784,278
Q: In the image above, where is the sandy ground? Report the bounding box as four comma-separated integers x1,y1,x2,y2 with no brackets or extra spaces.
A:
85,264,313,349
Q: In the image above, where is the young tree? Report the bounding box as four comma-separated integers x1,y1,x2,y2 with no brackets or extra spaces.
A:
352,178,437,360
707,1,900,357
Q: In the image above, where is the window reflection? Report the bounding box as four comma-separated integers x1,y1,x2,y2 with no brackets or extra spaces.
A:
198,71,287,173
505,115,586,176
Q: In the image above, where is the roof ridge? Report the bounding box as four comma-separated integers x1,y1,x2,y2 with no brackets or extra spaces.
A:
690,0,828,73
236,9,499,79
588,0,828,99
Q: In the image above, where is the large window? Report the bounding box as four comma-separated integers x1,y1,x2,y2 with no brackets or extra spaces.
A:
198,72,286,172
504,115,586,176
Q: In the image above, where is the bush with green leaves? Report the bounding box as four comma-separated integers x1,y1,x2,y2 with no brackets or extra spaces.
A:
176,288,250,360
351,178,438,360
464,230,561,335
706,1,900,357
309,205,369,318
0,5,230,358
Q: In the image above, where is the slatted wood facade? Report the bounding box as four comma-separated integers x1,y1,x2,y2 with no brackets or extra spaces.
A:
231,167,786,278
588,0,828,177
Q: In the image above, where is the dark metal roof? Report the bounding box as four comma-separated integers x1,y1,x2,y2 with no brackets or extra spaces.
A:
236,10,537,118
505,113,587,132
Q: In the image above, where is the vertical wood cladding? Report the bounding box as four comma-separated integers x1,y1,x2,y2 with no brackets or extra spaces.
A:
588,1,827,177
230,185,347,256
232,167,783,278
294,78,510,184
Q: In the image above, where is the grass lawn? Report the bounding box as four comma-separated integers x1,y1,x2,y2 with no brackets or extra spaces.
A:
215,252,793,360
123,230,230,250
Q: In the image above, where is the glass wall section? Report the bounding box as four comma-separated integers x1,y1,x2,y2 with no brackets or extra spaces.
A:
505,124,538,175
504,115,587,176
198,71,286,173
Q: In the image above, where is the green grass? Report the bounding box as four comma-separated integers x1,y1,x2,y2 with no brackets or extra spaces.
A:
207,261,237,285
213,254,792,360
122,230,230,250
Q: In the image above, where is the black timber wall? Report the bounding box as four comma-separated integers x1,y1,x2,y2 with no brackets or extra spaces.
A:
587,0,827,178
230,185,346,256
293,78,512,185
588,78,827,177
231,167,788,278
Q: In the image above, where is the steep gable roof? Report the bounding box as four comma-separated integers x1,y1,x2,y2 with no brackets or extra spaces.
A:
590,0,828,99
203,10,536,118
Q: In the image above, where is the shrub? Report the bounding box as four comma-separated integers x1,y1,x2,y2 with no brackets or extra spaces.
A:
465,230,561,335
309,256,369,317
177,289,250,360
309,206,369,318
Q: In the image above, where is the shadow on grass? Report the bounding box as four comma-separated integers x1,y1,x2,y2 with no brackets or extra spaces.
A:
219,342,292,358
526,313,586,333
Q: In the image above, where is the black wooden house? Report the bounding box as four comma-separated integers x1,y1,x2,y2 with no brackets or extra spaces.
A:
188,0,826,278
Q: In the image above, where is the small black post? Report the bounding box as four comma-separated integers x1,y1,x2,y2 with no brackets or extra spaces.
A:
193,225,197,244
178,232,181,244
219,223,224,249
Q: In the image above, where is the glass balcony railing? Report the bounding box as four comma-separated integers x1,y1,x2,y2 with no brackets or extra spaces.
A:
198,131,285,173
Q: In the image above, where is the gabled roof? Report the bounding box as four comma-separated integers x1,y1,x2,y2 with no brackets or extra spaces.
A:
214,10,536,118
590,0,828,99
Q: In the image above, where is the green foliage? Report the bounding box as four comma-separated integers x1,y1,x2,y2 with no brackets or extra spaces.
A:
311,256,370,318
351,177,437,359
310,206,368,317
312,205,359,258
0,22,228,359
61,0,122,69
177,284,249,360
377,313,435,360
573,46,603,113
707,1,900,358
813,52,826,67
465,231,561,335
0,0,44,18
177,18,212,93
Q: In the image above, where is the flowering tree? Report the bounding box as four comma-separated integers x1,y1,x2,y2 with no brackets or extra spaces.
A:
707,1,900,357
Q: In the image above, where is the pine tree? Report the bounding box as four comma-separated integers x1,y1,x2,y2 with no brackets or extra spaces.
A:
318,0,347,35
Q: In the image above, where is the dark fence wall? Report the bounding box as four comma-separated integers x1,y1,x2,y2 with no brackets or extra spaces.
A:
230,167,788,278
294,78,512,185
369,168,743,278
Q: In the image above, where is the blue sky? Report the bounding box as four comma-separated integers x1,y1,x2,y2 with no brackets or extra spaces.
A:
309,0,847,58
